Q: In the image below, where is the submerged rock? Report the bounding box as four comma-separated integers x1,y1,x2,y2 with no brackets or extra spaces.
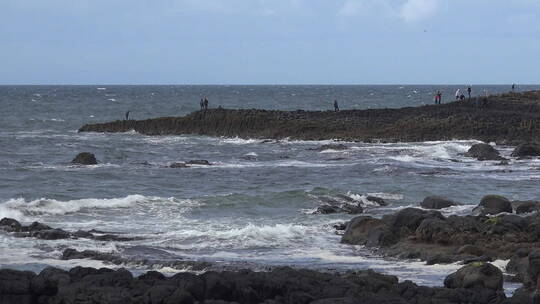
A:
420,196,458,209
511,142,540,158
463,144,506,161
186,159,212,166
311,144,348,151
71,152,98,165
169,162,188,168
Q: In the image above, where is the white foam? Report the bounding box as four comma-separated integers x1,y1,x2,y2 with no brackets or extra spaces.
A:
0,194,148,219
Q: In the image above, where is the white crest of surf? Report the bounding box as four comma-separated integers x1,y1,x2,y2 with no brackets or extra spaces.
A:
0,194,151,219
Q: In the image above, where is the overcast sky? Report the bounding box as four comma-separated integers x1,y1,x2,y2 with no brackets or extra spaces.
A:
1,0,539,85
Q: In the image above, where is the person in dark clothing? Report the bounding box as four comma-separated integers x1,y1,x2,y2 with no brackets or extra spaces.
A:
334,100,339,112
203,97,209,111
125,111,130,121
200,98,204,111
467,86,472,99
460,94,465,100
435,91,442,104
512,84,516,92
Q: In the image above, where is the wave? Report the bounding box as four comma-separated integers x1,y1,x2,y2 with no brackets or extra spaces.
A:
0,195,152,219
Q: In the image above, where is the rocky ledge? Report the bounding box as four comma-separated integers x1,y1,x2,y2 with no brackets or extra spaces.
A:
0,262,520,304
79,91,540,143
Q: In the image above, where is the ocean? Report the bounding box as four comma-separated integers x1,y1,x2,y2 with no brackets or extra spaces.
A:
1,84,540,291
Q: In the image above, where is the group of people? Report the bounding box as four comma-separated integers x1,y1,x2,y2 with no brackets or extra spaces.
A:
200,97,209,111
435,86,472,104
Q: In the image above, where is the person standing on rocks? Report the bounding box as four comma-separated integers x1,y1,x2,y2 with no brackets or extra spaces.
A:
125,111,130,121
455,89,461,100
512,83,516,92
334,100,339,112
434,91,442,104
467,86,472,99
200,98,204,111
203,97,209,111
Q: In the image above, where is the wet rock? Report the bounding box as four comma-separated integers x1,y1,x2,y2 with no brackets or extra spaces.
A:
27,221,53,232
415,218,454,244
333,223,347,231
341,216,383,245
389,208,444,234
426,254,456,265
72,152,98,165
186,160,212,166
444,262,503,291
0,218,22,232
365,196,388,206
420,196,458,209
513,201,540,214
316,205,340,214
170,162,188,168
511,142,540,158
33,228,71,240
463,143,506,161
473,195,513,215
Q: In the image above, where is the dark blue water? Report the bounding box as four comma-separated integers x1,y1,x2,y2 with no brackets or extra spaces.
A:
1,85,539,289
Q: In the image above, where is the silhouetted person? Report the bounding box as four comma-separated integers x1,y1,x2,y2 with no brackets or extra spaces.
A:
460,94,465,100
467,86,472,99
334,100,339,112
512,83,516,92
200,98,204,111
203,97,209,111
125,111,130,121
435,91,442,104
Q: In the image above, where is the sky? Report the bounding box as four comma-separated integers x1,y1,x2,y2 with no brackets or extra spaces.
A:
1,0,539,85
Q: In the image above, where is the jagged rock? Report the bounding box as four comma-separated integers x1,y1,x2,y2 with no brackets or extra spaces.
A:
473,195,513,215
33,228,71,240
341,216,383,245
365,196,388,206
513,201,540,214
71,152,98,165
511,142,540,158
420,196,458,209
444,262,503,291
0,218,22,232
186,160,212,166
464,144,505,161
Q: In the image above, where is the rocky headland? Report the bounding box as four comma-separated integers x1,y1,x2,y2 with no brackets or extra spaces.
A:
79,91,540,143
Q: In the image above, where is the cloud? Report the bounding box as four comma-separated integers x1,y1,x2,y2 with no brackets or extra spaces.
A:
400,0,439,22
338,0,440,22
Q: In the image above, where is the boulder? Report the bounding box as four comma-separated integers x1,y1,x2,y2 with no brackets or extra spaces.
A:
457,245,484,257
527,250,540,286
186,160,212,166
463,144,505,161
315,205,340,214
444,262,503,291
420,196,457,209
389,208,444,233
415,218,454,244
365,196,388,206
340,204,363,215
33,228,71,240
0,218,22,232
473,195,512,215
341,216,383,245
71,152,98,165
511,142,540,158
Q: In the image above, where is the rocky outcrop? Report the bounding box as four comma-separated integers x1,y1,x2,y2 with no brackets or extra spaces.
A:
473,195,513,215
0,218,139,242
79,91,540,143
341,206,540,267
0,265,511,304
513,201,540,214
511,142,540,158
421,196,458,209
444,262,503,291
71,152,98,165
463,144,506,161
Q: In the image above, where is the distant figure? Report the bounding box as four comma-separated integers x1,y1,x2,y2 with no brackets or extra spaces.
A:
200,98,204,111
455,89,461,100
203,97,209,111
460,94,465,100
512,83,516,92
125,111,130,121
334,100,339,112
435,91,442,104
467,86,472,99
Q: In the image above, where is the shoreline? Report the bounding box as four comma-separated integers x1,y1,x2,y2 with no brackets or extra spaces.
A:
79,91,540,143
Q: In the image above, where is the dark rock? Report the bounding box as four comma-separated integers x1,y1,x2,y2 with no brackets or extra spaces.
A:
341,216,383,245
0,218,22,232
72,152,98,165
365,196,388,206
333,223,347,231
511,142,540,158
33,228,71,240
312,144,348,151
426,254,456,265
340,204,363,214
464,143,505,161
473,195,513,215
315,205,340,214
457,245,484,256
366,226,398,247
186,160,212,166
415,218,454,244
514,201,540,214
528,250,540,286
27,222,52,232
444,262,503,290
170,162,188,168
389,208,443,233
420,196,457,209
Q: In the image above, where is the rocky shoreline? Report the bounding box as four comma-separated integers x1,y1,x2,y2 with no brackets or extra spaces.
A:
79,91,540,143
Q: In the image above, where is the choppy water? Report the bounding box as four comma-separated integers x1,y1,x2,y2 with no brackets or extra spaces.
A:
2,85,540,291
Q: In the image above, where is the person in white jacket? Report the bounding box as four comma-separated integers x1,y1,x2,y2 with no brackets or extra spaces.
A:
455,89,461,100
